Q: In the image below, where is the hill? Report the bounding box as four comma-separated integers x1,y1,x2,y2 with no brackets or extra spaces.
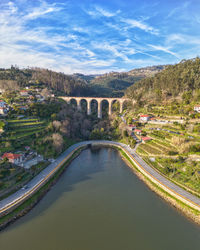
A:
0,67,91,96
0,65,165,97
125,58,200,104
87,65,165,97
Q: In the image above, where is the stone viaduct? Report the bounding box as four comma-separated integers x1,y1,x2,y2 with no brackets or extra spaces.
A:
60,96,131,118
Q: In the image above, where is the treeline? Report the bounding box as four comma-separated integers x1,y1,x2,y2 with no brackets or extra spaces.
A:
125,57,200,103
31,68,90,96
0,66,92,96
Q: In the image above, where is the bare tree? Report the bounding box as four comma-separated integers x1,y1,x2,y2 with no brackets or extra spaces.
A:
41,88,51,99
60,119,71,137
52,133,64,152
52,120,61,131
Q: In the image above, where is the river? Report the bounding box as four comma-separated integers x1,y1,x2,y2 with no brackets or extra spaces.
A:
0,148,199,250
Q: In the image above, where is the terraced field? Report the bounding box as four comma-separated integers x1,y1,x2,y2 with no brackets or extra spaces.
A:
5,119,47,141
138,143,163,155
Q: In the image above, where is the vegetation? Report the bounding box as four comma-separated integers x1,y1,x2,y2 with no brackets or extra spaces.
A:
0,65,164,98
126,57,200,104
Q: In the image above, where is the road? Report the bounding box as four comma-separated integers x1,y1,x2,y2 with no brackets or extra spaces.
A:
0,140,200,216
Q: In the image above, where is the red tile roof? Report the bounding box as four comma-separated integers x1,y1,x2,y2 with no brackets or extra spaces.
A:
140,115,150,117
141,136,152,141
135,129,142,132
2,153,21,160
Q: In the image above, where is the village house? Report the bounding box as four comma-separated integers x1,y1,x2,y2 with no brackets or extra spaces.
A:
194,105,200,113
141,136,152,143
20,90,29,96
0,107,7,115
134,129,142,135
2,153,23,165
140,114,150,122
0,100,6,108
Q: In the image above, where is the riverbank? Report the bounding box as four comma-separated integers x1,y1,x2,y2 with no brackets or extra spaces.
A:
0,147,86,231
0,141,200,231
117,147,200,225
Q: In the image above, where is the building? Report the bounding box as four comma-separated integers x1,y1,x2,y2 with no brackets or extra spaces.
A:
134,129,142,135
140,115,150,122
0,107,7,115
194,105,200,113
0,100,6,108
20,90,29,96
141,136,152,143
2,153,23,165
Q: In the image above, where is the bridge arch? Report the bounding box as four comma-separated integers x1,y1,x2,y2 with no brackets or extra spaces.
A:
60,96,131,118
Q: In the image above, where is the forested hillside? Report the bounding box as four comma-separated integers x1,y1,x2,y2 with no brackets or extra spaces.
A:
0,67,90,96
88,65,165,97
0,65,165,97
125,58,200,103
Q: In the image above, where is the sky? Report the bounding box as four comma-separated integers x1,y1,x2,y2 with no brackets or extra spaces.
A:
0,0,200,74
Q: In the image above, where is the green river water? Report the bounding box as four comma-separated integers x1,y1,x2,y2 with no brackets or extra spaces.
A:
0,148,199,250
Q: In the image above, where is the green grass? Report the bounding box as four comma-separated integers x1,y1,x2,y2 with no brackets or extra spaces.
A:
6,119,38,123
148,141,170,153
7,121,44,128
139,143,163,155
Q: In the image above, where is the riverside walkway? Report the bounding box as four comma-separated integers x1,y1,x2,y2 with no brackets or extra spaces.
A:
0,140,200,216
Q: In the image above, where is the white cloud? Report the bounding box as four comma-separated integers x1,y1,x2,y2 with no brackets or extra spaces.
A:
166,33,200,47
121,18,159,35
86,6,120,18
167,1,190,18
95,6,120,17
148,44,178,58
7,2,18,13
92,42,131,62
24,2,63,20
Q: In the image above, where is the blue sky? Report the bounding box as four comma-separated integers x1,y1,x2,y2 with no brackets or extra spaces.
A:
0,0,200,74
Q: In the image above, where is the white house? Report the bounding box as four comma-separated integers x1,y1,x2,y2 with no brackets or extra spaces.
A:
2,153,23,165
140,115,150,122
194,105,200,113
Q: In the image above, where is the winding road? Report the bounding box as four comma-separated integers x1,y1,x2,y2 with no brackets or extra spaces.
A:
0,140,200,217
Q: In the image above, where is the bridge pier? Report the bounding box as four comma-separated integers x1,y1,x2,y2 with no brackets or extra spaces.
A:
77,99,82,111
97,100,102,119
108,100,112,116
87,101,91,115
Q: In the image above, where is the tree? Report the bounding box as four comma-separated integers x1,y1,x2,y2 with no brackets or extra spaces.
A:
41,88,51,99
52,133,64,152
52,120,61,131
